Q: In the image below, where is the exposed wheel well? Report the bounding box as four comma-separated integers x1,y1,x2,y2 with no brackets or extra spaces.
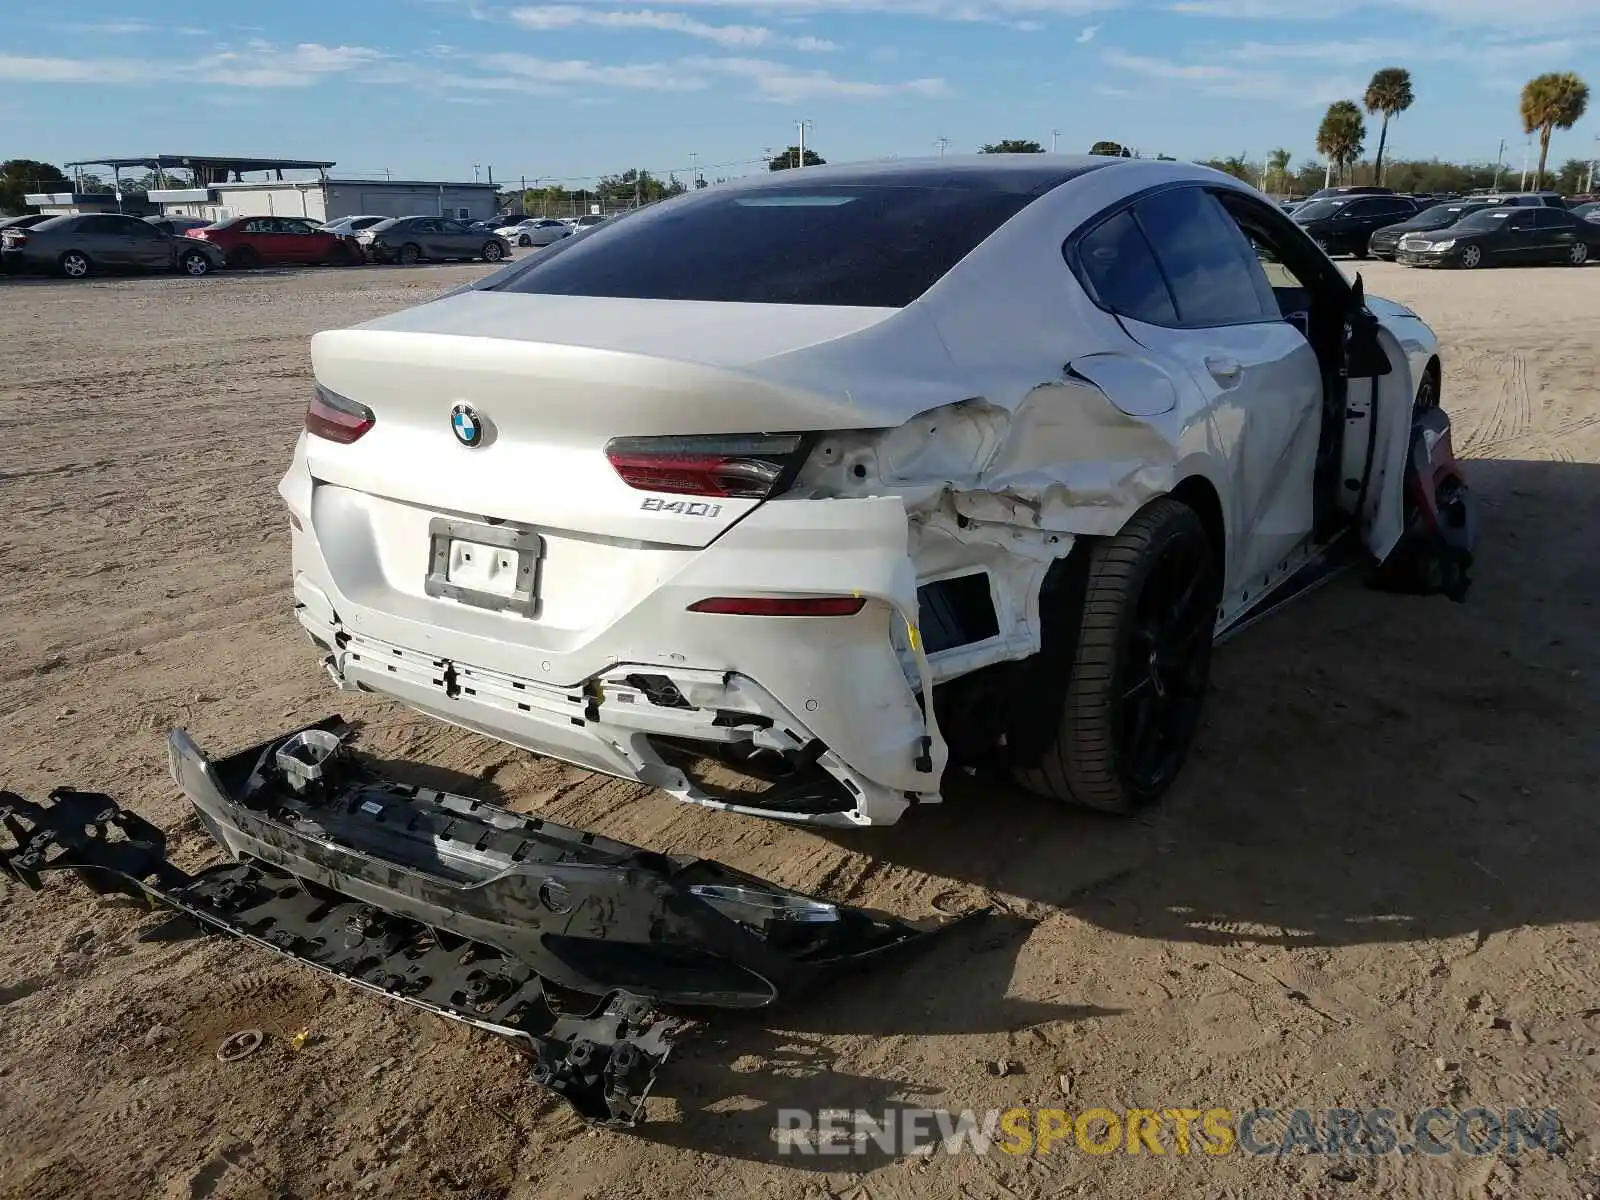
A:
1170,475,1225,577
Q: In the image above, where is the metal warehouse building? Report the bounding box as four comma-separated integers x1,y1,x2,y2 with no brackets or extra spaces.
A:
31,155,501,224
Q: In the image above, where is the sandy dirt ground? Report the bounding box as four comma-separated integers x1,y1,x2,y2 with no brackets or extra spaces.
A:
2,258,1598,1200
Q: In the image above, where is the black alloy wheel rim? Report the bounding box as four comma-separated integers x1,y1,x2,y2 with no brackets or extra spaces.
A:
1117,533,1217,793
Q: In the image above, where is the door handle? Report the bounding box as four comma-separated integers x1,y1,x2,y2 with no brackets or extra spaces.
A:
1204,355,1243,386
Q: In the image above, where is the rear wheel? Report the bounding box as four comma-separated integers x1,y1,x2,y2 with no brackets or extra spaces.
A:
1014,498,1220,814
1568,241,1589,266
58,250,91,279
398,243,421,265
482,240,504,262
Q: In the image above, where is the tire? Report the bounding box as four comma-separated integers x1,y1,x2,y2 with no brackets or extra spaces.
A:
1315,237,1333,256
482,240,504,263
178,249,211,277
1568,241,1589,266
1458,244,1483,269
518,234,532,248
58,250,91,279
1014,497,1221,814
398,243,421,265
229,246,259,270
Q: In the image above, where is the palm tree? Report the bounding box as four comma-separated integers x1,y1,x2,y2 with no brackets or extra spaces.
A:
1265,147,1292,195
1316,101,1366,185
1363,67,1413,186
1520,71,1590,190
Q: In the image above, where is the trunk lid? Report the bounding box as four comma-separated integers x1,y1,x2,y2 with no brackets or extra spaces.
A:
305,291,903,548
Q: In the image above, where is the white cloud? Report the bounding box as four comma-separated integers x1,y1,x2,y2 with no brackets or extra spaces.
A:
1171,0,1598,26
1225,36,1591,68
508,6,836,49
188,41,388,87
1076,22,1100,40
0,53,150,84
539,0,1118,21
0,41,388,88
479,51,709,89
688,54,947,99
1101,46,1361,105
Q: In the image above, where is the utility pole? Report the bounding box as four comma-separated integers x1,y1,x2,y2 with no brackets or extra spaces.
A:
796,119,813,168
1051,129,1061,153
1492,138,1506,191
487,165,493,185
1586,133,1598,193
472,164,481,184
1519,136,1532,191
689,151,698,186
935,136,950,157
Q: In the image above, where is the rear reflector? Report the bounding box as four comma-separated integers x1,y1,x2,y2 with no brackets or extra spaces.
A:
305,384,375,444
605,433,807,499
687,596,866,617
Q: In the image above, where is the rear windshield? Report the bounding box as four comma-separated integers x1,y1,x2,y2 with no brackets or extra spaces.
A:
492,171,1084,307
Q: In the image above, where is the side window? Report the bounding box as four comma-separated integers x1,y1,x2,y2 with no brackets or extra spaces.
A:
281,219,313,234
1073,210,1178,325
414,219,440,233
242,218,271,234
1342,200,1378,218
1505,210,1535,229
1533,209,1568,228
1131,187,1276,326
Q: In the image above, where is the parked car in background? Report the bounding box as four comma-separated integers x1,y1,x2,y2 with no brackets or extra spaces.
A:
189,215,362,268
357,216,511,264
1367,198,1501,260
1292,193,1418,257
144,214,212,238
1306,185,1394,201
1,212,226,278
0,213,55,233
1395,205,1597,268
320,215,389,237
1566,200,1599,223
1476,192,1566,208
566,213,609,229
495,217,573,248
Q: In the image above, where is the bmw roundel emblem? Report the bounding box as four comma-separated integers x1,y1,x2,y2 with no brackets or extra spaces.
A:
450,403,483,447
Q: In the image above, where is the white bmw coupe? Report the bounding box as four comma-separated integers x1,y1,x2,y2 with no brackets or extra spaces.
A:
280,155,1474,828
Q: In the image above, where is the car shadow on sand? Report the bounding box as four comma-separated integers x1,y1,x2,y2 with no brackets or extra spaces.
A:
663,458,1598,1165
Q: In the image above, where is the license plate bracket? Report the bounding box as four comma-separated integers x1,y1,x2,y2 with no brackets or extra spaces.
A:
425,518,542,617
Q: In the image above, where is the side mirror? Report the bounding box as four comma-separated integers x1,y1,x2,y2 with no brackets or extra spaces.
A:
1345,301,1392,380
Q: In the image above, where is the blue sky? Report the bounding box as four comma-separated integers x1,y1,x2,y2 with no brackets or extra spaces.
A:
3,0,1596,187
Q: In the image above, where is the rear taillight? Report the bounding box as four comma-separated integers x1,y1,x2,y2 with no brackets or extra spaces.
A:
604,433,808,499
687,596,867,617
305,384,375,444
187,229,206,239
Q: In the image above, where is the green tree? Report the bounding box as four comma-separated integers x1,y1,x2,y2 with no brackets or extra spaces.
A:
1363,67,1414,186
1520,71,1590,190
1554,158,1590,195
1316,100,1366,184
0,159,70,214
1264,147,1293,194
768,146,826,170
979,139,1044,153
1088,140,1130,157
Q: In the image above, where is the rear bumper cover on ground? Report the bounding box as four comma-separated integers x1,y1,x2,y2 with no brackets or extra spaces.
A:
1,719,974,1126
